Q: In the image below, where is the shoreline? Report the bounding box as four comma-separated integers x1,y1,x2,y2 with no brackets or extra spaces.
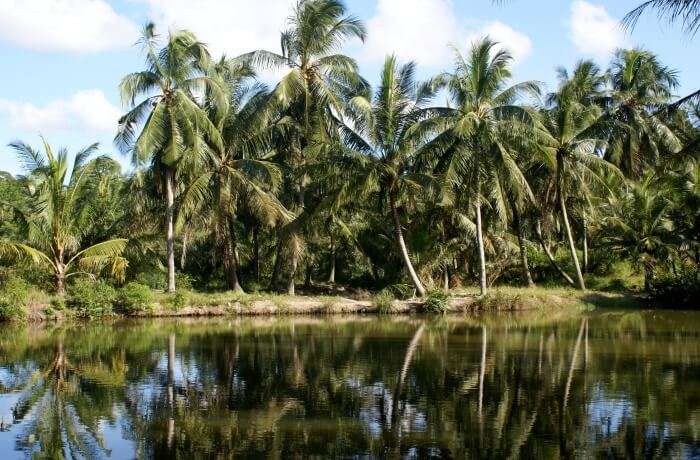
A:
20,288,647,323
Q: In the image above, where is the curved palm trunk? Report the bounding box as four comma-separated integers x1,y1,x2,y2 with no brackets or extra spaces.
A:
287,250,298,296
390,196,426,297
512,205,535,288
391,322,425,424
535,220,575,287
253,227,260,282
165,168,176,293
270,239,283,291
559,193,586,290
475,195,487,296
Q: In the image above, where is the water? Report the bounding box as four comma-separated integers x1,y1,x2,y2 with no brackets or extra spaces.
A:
0,310,699,458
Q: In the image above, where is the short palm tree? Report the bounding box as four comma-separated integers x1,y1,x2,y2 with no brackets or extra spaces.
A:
325,55,439,296
115,23,226,292
2,139,128,294
426,39,539,295
603,173,675,290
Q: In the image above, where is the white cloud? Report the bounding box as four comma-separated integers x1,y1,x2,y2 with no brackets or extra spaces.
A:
569,1,626,59
0,0,139,53
361,0,532,67
143,0,296,58
0,90,120,134
465,21,533,64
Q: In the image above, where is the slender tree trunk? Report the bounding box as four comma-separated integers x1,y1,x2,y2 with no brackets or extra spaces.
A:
390,195,426,297
253,227,260,283
644,263,654,291
475,194,487,296
536,220,576,287
224,220,244,293
443,265,450,291
582,212,589,273
304,258,312,288
559,193,586,290
180,234,187,270
165,168,176,293
328,237,336,284
287,245,298,296
513,205,535,287
270,238,283,291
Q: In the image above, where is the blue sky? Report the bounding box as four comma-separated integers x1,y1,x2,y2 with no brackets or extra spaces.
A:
0,0,697,175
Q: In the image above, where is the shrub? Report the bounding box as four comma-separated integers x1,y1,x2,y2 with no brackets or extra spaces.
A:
67,280,116,318
423,289,449,313
649,267,700,308
386,283,414,300
474,291,524,311
117,282,154,314
0,275,30,321
373,291,394,314
166,290,189,310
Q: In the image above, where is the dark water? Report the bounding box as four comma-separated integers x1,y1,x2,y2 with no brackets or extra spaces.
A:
1,310,699,459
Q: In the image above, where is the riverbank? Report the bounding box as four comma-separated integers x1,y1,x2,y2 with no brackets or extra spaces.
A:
22,286,646,322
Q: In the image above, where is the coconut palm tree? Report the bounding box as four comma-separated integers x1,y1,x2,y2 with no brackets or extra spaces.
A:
322,55,440,296
115,23,226,292
536,62,618,290
425,39,539,295
604,49,681,177
603,173,675,289
242,0,366,294
624,0,700,36
178,58,289,292
2,139,128,294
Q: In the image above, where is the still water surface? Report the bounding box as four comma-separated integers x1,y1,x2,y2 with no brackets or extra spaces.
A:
0,311,699,458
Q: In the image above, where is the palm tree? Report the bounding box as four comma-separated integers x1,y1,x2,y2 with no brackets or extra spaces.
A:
624,0,700,36
324,55,439,296
537,62,617,290
426,39,539,295
243,0,366,294
604,49,680,177
178,59,289,292
115,23,226,292
2,139,128,294
603,173,675,290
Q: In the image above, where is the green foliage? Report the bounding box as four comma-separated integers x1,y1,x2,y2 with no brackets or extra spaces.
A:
166,290,189,311
649,267,700,308
67,280,117,318
385,284,414,300
422,290,449,314
117,282,154,314
373,291,394,314
474,291,525,311
0,275,29,321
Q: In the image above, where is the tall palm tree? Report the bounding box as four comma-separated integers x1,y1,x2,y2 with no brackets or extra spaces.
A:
537,62,617,290
604,49,680,177
426,39,539,295
2,139,128,294
323,55,439,296
243,0,366,294
178,59,289,292
115,23,226,292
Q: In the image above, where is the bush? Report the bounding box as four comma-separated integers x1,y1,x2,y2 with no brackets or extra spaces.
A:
373,291,394,314
0,275,29,321
166,290,189,310
67,280,116,318
423,289,449,313
385,283,414,300
649,267,700,308
117,282,154,314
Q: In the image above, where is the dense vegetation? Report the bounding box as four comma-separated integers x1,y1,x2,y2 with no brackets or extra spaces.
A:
0,0,698,317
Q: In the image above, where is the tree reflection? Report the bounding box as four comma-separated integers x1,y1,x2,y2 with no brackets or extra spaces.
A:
0,313,699,457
